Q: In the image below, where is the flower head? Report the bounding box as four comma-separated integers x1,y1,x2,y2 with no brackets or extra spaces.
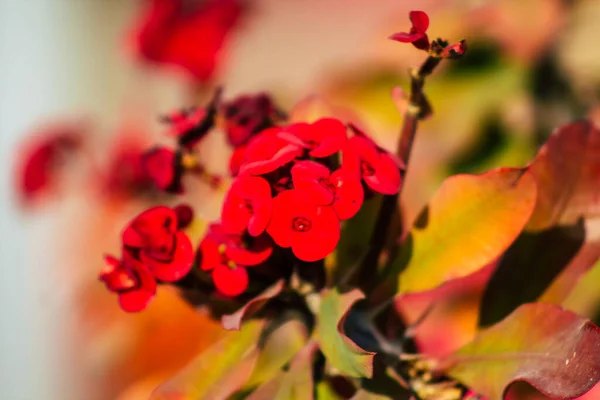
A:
291,161,363,220
99,254,157,312
278,118,347,158
239,127,303,176
267,190,340,262
389,10,430,51
122,206,194,282
141,146,183,193
199,224,273,296
343,136,402,195
222,175,272,236
130,0,244,81
229,145,247,177
222,93,280,147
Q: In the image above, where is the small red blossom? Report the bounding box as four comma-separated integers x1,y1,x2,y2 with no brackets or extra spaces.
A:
278,118,347,158
199,224,273,296
267,190,340,262
222,93,280,146
99,254,157,312
239,127,303,176
343,136,402,195
389,10,430,51
141,146,183,193
16,126,83,204
222,175,272,237
102,135,152,196
122,206,194,282
291,161,363,220
130,0,244,81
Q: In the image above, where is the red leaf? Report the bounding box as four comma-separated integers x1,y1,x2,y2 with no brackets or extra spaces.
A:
440,303,600,400
527,121,600,231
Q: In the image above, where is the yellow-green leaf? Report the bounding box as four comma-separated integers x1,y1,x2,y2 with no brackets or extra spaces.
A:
317,288,374,378
392,168,537,294
150,320,264,400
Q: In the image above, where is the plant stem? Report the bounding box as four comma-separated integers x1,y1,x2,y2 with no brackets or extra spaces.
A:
357,56,441,290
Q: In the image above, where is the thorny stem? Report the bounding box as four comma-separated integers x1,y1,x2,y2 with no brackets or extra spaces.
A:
356,56,441,291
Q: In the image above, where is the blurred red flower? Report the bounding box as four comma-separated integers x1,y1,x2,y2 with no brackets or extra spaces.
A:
99,254,157,312
130,0,245,81
122,206,194,282
141,146,183,193
278,118,347,158
238,127,303,176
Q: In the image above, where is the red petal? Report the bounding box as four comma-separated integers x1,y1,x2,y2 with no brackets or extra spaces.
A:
212,264,248,296
388,31,425,43
226,234,273,266
330,168,364,220
240,144,302,175
409,10,429,32
364,152,402,195
291,204,340,262
221,193,252,234
199,233,224,271
266,190,297,248
141,231,194,281
292,161,334,205
118,289,154,312
308,118,347,158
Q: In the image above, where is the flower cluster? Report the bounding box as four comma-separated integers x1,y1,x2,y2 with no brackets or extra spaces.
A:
219,118,402,266
100,89,403,307
100,205,194,311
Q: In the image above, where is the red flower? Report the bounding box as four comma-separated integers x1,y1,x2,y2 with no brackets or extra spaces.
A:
389,10,430,51
267,190,340,262
141,146,183,193
222,175,272,236
343,136,402,195
199,224,273,296
102,134,152,197
16,126,83,204
130,0,244,81
122,206,194,282
99,254,157,312
278,118,347,158
291,161,363,220
222,93,279,146
239,128,303,176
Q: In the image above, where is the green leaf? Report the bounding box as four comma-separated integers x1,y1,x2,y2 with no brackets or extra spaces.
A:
150,320,265,400
222,279,285,331
317,288,375,378
440,303,600,400
389,168,537,295
527,121,600,231
244,315,309,389
246,342,318,400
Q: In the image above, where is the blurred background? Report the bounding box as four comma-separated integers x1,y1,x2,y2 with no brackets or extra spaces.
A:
1,0,600,399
